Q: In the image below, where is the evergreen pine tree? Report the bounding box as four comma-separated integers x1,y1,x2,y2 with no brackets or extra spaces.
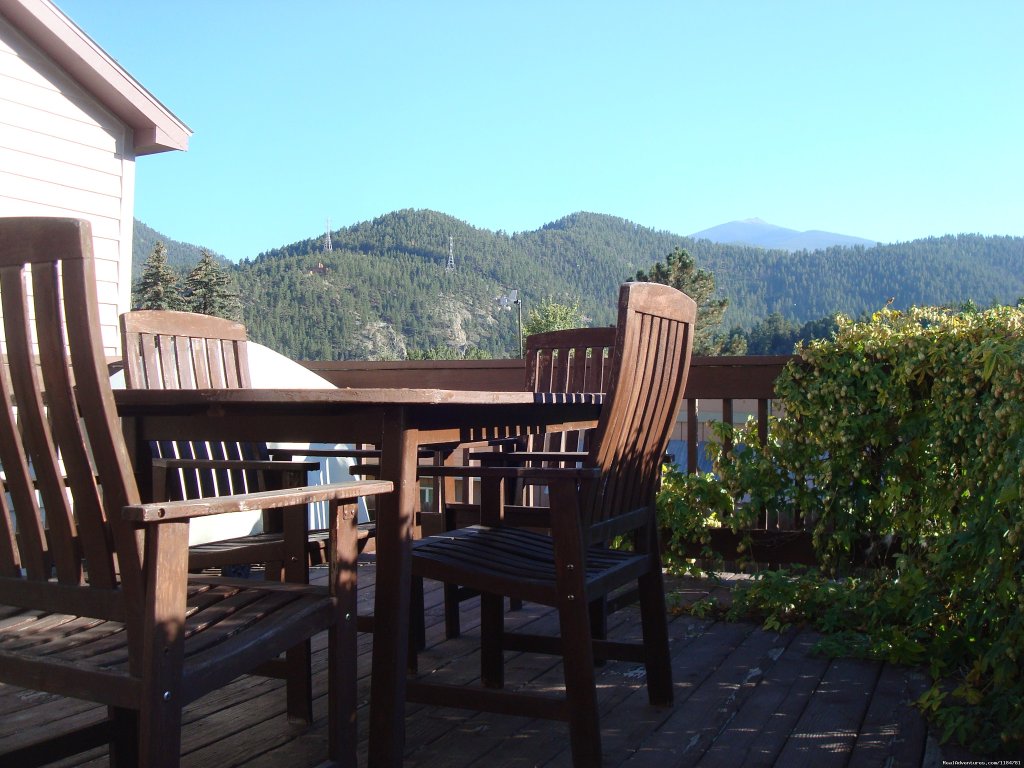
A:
182,249,241,320
133,241,183,310
634,247,729,354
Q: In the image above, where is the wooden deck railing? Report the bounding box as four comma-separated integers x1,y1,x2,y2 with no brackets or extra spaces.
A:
673,355,792,473
301,354,794,475
303,354,811,565
301,358,525,391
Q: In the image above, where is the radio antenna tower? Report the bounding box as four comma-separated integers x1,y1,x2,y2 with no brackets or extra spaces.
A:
323,218,333,253
446,235,455,272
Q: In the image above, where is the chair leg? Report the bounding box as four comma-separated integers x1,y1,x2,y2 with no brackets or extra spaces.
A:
139,694,183,768
108,707,140,768
588,596,609,668
285,639,314,724
545,480,603,764
410,575,427,659
283,504,314,724
637,568,673,706
328,501,359,768
264,559,286,580
440,459,465,640
327,620,358,768
140,522,188,768
589,596,608,640
443,583,462,638
557,592,602,767
480,592,505,688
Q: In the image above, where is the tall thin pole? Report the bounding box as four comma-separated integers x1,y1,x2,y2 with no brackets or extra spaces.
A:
497,290,523,358
515,295,523,358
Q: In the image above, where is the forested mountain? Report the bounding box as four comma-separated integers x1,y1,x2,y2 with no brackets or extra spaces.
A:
231,210,677,360
133,211,1024,361
689,233,1024,328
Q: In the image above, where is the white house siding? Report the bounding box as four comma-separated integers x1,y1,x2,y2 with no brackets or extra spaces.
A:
0,13,134,354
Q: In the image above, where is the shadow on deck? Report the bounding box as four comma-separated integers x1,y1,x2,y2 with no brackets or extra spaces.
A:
1,560,985,767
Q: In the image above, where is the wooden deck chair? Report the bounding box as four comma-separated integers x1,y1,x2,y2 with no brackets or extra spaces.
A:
437,325,617,638
120,310,381,710
0,217,390,767
119,309,375,575
412,281,695,766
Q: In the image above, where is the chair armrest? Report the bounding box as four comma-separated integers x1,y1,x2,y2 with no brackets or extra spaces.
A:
347,464,380,477
466,437,523,456
152,458,320,473
269,447,380,460
472,451,588,465
123,479,393,523
416,465,600,482
269,447,438,460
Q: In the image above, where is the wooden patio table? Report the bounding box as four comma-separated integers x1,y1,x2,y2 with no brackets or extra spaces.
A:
114,386,601,767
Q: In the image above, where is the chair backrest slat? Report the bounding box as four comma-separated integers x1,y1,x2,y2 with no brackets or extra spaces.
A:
159,334,181,388
206,338,228,388
1,264,75,576
584,284,695,530
0,311,50,579
0,218,141,610
137,333,160,388
33,264,121,588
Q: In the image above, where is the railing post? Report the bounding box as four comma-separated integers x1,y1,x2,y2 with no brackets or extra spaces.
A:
721,399,734,455
757,398,772,528
757,399,769,446
686,399,699,474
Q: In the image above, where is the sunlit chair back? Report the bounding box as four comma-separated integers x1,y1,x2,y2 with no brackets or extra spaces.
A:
581,282,695,534
0,216,143,603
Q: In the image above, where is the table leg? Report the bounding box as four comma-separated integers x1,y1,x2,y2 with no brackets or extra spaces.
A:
368,410,418,768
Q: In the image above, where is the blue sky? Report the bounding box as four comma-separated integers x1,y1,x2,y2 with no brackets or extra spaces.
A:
57,1,1024,262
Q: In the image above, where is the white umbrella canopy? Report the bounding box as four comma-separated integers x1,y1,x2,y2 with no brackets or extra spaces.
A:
246,342,369,529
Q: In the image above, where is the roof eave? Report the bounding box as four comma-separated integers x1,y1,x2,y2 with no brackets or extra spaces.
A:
0,0,191,154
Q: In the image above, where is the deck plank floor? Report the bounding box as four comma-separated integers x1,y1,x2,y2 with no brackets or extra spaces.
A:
0,558,987,767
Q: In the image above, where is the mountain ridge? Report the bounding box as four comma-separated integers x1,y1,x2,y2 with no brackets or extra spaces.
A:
132,210,1024,360
690,218,878,251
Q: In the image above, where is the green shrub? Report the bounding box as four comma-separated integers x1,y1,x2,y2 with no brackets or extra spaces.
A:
656,466,736,576
707,305,1024,753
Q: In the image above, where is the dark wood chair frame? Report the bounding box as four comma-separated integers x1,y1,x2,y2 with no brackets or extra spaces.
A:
120,310,386,721
410,281,696,766
119,309,377,571
0,217,391,768
437,325,617,639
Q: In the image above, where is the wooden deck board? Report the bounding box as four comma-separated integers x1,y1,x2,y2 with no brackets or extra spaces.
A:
772,656,882,767
847,664,931,768
693,630,829,768
613,620,758,767
0,562,983,767
619,624,797,767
